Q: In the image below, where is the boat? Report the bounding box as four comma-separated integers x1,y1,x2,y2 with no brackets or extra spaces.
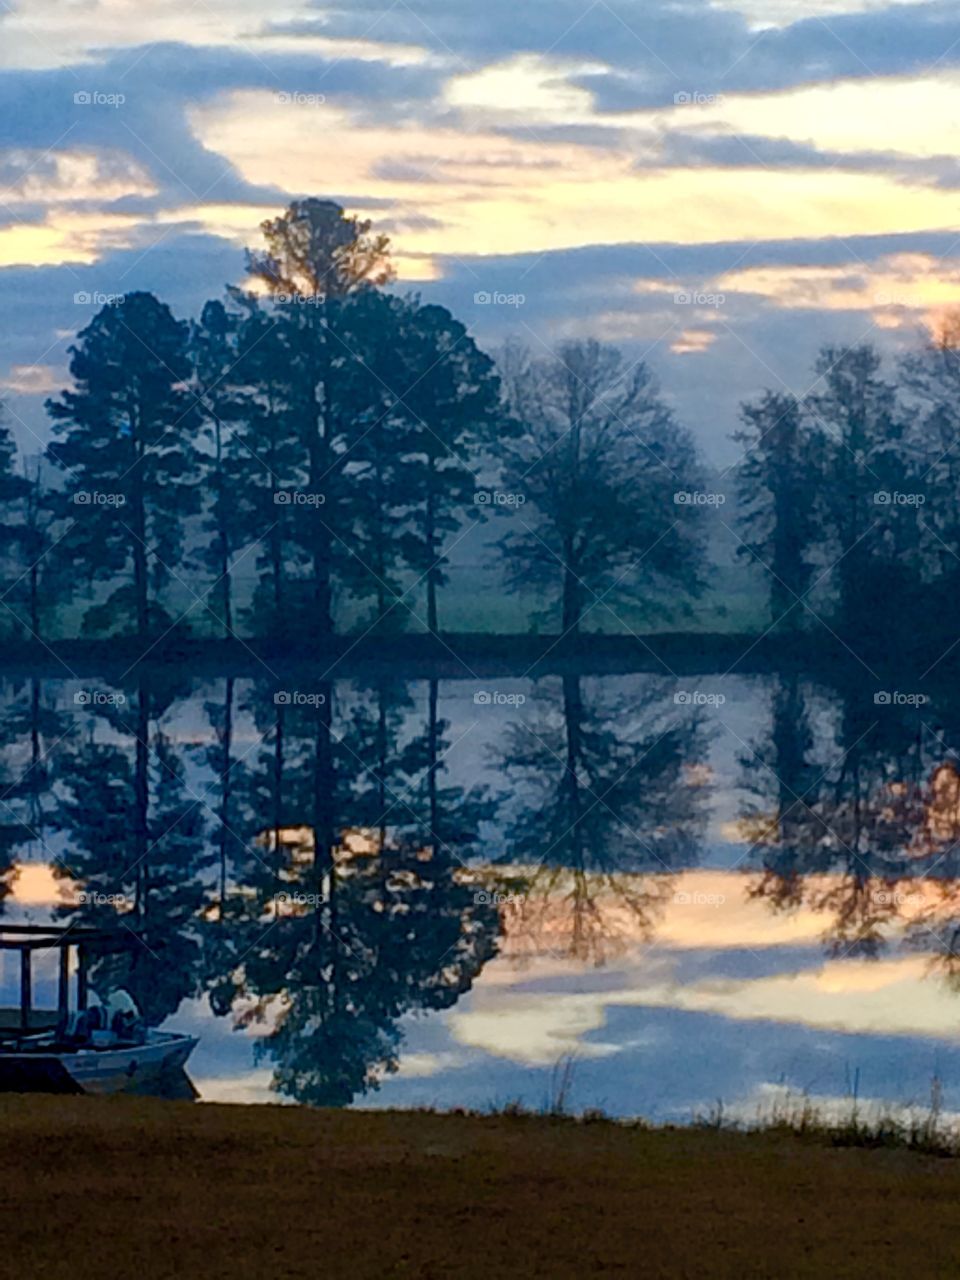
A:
0,1027,198,1094
0,923,199,1096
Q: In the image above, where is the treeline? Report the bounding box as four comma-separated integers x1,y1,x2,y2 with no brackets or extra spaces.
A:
734,334,960,647
0,196,959,647
0,199,706,644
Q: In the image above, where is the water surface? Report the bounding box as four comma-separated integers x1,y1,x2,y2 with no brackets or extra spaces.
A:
2,669,958,1122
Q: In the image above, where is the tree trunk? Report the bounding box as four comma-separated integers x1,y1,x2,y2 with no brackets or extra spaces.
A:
561,564,581,635
312,685,335,942
426,461,438,635
272,698,285,913
131,413,149,642
310,315,334,638
377,686,388,853
133,680,150,922
427,679,440,859
29,561,39,641
214,414,232,638
218,676,234,920
28,677,42,834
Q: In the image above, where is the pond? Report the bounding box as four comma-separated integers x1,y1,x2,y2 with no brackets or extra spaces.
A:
1,669,958,1121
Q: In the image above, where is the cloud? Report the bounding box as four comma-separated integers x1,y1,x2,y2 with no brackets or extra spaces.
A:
640,131,960,189
0,43,444,212
293,0,960,109
1,0,959,473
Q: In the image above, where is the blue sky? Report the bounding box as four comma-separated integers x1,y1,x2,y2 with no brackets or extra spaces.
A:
3,0,960,462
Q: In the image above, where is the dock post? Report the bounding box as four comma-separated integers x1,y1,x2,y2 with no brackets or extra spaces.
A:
77,945,88,1010
19,948,31,1031
58,945,70,1019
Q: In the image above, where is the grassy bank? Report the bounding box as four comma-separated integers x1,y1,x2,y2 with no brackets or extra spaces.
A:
3,1098,960,1278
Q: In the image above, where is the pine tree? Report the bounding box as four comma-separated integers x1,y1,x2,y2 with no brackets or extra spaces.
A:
190,300,246,637
46,293,203,641
221,295,305,639
733,390,822,626
394,302,502,634
806,344,910,633
245,199,394,637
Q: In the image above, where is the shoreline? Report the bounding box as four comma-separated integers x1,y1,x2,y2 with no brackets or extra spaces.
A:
0,630,945,680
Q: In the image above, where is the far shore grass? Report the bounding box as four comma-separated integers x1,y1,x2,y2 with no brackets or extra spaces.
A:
3,1096,960,1278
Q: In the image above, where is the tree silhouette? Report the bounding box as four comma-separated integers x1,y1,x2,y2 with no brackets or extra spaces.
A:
499,340,704,635
244,199,394,636
495,674,706,962
190,301,247,637
733,391,821,627
807,344,914,636
395,303,502,635
46,293,202,641
54,674,211,1022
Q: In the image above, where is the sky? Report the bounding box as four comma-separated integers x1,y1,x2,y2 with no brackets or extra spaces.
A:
2,0,960,463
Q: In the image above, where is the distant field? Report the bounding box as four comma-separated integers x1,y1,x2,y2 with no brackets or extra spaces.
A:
3,1097,960,1278
3,558,769,642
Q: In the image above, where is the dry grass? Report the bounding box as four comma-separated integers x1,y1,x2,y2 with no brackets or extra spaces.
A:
2,1095,960,1278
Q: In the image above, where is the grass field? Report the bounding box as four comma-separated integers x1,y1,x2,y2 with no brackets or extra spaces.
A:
3,1097,960,1278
